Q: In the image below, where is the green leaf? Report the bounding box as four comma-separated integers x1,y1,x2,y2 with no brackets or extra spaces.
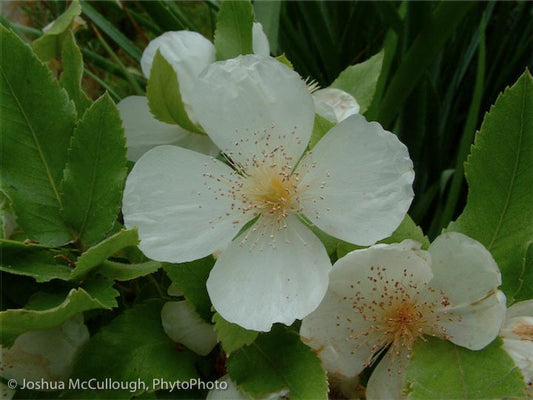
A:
32,0,82,61
59,32,91,115
337,215,429,258
0,26,76,246
146,50,204,133
80,1,142,62
227,326,328,399
68,300,198,398
164,257,214,322
214,0,254,61
330,50,384,114
405,338,527,399
97,260,161,282
212,312,258,355
254,0,280,54
61,93,127,248
309,114,335,149
0,239,72,282
275,53,293,69
0,276,118,346
70,229,139,281
449,72,533,303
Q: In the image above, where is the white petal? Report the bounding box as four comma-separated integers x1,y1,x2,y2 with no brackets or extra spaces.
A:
329,240,432,298
429,232,502,306
191,54,314,168
299,114,414,245
117,96,189,161
123,145,248,263
300,290,375,378
0,315,89,382
252,22,270,56
313,88,360,123
175,131,219,157
161,301,218,356
439,290,506,350
366,352,408,400
140,31,215,111
502,339,533,387
207,215,330,331
505,299,533,320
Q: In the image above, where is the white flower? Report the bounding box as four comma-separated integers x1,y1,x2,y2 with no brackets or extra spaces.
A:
0,315,89,383
500,300,533,392
300,232,506,399
122,54,414,331
161,300,218,356
118,23,269,161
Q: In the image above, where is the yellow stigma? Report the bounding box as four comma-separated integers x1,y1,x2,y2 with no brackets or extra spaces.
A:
240,164,301,222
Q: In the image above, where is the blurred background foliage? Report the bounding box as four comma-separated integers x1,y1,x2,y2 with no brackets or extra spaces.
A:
1,0,532,238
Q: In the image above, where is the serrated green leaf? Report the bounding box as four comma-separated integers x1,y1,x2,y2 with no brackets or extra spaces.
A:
59,32,91,115
227,326,328,400
70,229,139,281
214,0,254,61
68,300,198,398
449,72,533,303
330,50,384,114
0,26,76,246
337,215,429,259
164,257,214,322
309,114,335,149
213,312,258,354
0,239,72,282
32,0,82,62
61,94,127,248
0,276,118,346
405,338,527,399
146,50,204,133
98,260,161,281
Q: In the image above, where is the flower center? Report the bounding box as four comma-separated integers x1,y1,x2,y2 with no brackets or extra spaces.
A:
239,163,301,223
344,266,457,367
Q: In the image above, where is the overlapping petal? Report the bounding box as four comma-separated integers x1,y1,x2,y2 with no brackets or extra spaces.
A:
140,30,215,109
191,55,315,167
252,22,270,56
365,353,408,400
123,145,248,263
312,88,360,123
117,96,196,161
429,232,502,306
299,114,414,245
207,215,330,331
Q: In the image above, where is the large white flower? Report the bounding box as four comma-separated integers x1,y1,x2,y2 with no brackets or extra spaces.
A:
500,300,533,393
118,24,269,161
122,54,414,331
300,232,507,399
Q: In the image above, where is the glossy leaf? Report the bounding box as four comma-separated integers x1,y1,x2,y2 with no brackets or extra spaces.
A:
449,72,533,303
213,312,258,355
68,300,198,398
405,338,527,399
164,257,214,322
70,229,139,281
227,326,328,399
97,260,161,282
214,0,254,61
61,94,127,248
0,276,118,346
0,26,76,246
146,50,204,133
